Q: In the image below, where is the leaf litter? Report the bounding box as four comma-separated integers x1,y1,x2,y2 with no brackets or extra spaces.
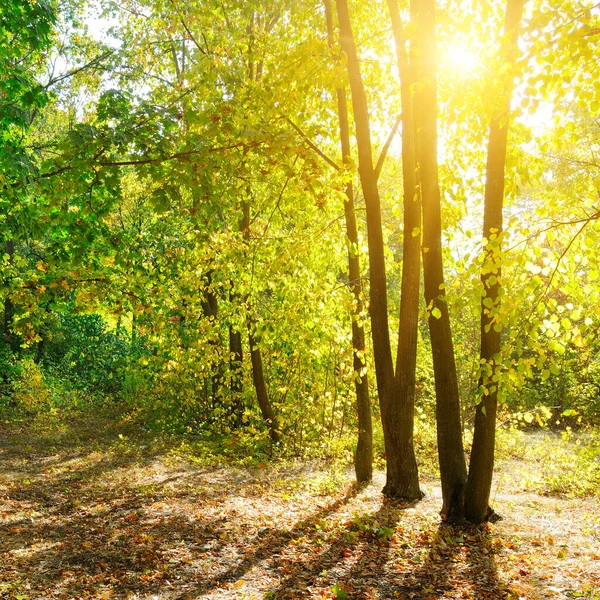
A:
0,417,598,599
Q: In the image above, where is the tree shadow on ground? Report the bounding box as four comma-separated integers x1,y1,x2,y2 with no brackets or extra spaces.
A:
258,498,509,600
265,497,410,599
178,484,362,599
1,415,512,600
1,417,362,600
391,522,509,599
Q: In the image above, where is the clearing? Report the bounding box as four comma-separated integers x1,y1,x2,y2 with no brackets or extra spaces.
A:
1,415,599,599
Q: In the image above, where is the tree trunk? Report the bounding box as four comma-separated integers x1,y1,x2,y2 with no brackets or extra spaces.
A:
248,328,280,443
235,18,280,444
324,0,373,484
131,311,137,346
228,324,244,428
200,272,223,408
386,0,423,500
412,0,467,521
465,0,526,524
336,0,421,500
239,185,280,443
3,239,18,353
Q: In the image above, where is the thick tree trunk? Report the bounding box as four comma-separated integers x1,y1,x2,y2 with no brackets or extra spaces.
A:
412,0,467,521
386,0,423,500
336,0,421,500
465,0,526,524
324,0,373,484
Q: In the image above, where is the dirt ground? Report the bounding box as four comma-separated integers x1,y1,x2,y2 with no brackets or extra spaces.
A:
1,416,599,599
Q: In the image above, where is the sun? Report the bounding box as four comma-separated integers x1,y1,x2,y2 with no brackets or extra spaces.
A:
441,41,480,76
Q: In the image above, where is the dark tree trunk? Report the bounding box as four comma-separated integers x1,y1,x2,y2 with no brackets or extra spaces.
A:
200,271,223,407
3,239,18,353
131,311,137,346
238,20,280,444
228,324,244,428
248,328,280,443
386,0,423,500
465,0,526,524
336,0,421,500
412,0,467,521
324,0,373,484
34,337,45,364
239,189,280,443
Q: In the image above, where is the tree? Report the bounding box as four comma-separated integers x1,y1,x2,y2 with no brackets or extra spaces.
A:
1,0,56,358
465,0,527,524
411,0,468,521
323,0,372,483
335,0,422,500
386,0,424,501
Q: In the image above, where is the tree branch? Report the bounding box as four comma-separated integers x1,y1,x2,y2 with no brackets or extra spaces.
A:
375,112,402,182
43,50,115,89
282,116,341,171
180,18,207,55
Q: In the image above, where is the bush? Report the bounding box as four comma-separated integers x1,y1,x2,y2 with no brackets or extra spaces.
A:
11,358,52,413
0,344,20,400
42,313,136,395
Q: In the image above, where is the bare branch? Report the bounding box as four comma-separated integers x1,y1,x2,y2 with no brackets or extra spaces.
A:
43,50,115,89
375,112,402,182
180,18,207,55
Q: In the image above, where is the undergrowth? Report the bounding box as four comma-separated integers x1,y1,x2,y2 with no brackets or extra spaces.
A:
495,427,600,498
2,367,598,501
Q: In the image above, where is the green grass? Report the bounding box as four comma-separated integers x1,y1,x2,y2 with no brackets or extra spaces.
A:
496,426,600,497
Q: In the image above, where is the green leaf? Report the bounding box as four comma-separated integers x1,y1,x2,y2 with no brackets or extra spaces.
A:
331,584,349,600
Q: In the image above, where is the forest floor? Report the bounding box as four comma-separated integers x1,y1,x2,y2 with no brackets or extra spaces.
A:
1,413,599,600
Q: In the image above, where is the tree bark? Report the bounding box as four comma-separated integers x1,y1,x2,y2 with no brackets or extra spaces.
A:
465,0,526,524
248,328,280,443
200,272,223,407
324,0,373,484
412,0,467,521
3,239,18,353
386,0,423,500
228,19,280,444
336,0,421,499
228,324,244,427
239,186,280,444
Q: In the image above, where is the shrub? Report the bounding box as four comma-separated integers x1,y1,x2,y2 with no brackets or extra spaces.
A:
43,313,134,395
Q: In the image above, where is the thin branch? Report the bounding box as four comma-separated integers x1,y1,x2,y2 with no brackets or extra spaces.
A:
180,18,207,55
543,153,600,170
505,208,600,253
522,218,593,336
375,112,402,182
6,141,258,191
43,50,115,89
96,142,252,167
281,116,341,172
